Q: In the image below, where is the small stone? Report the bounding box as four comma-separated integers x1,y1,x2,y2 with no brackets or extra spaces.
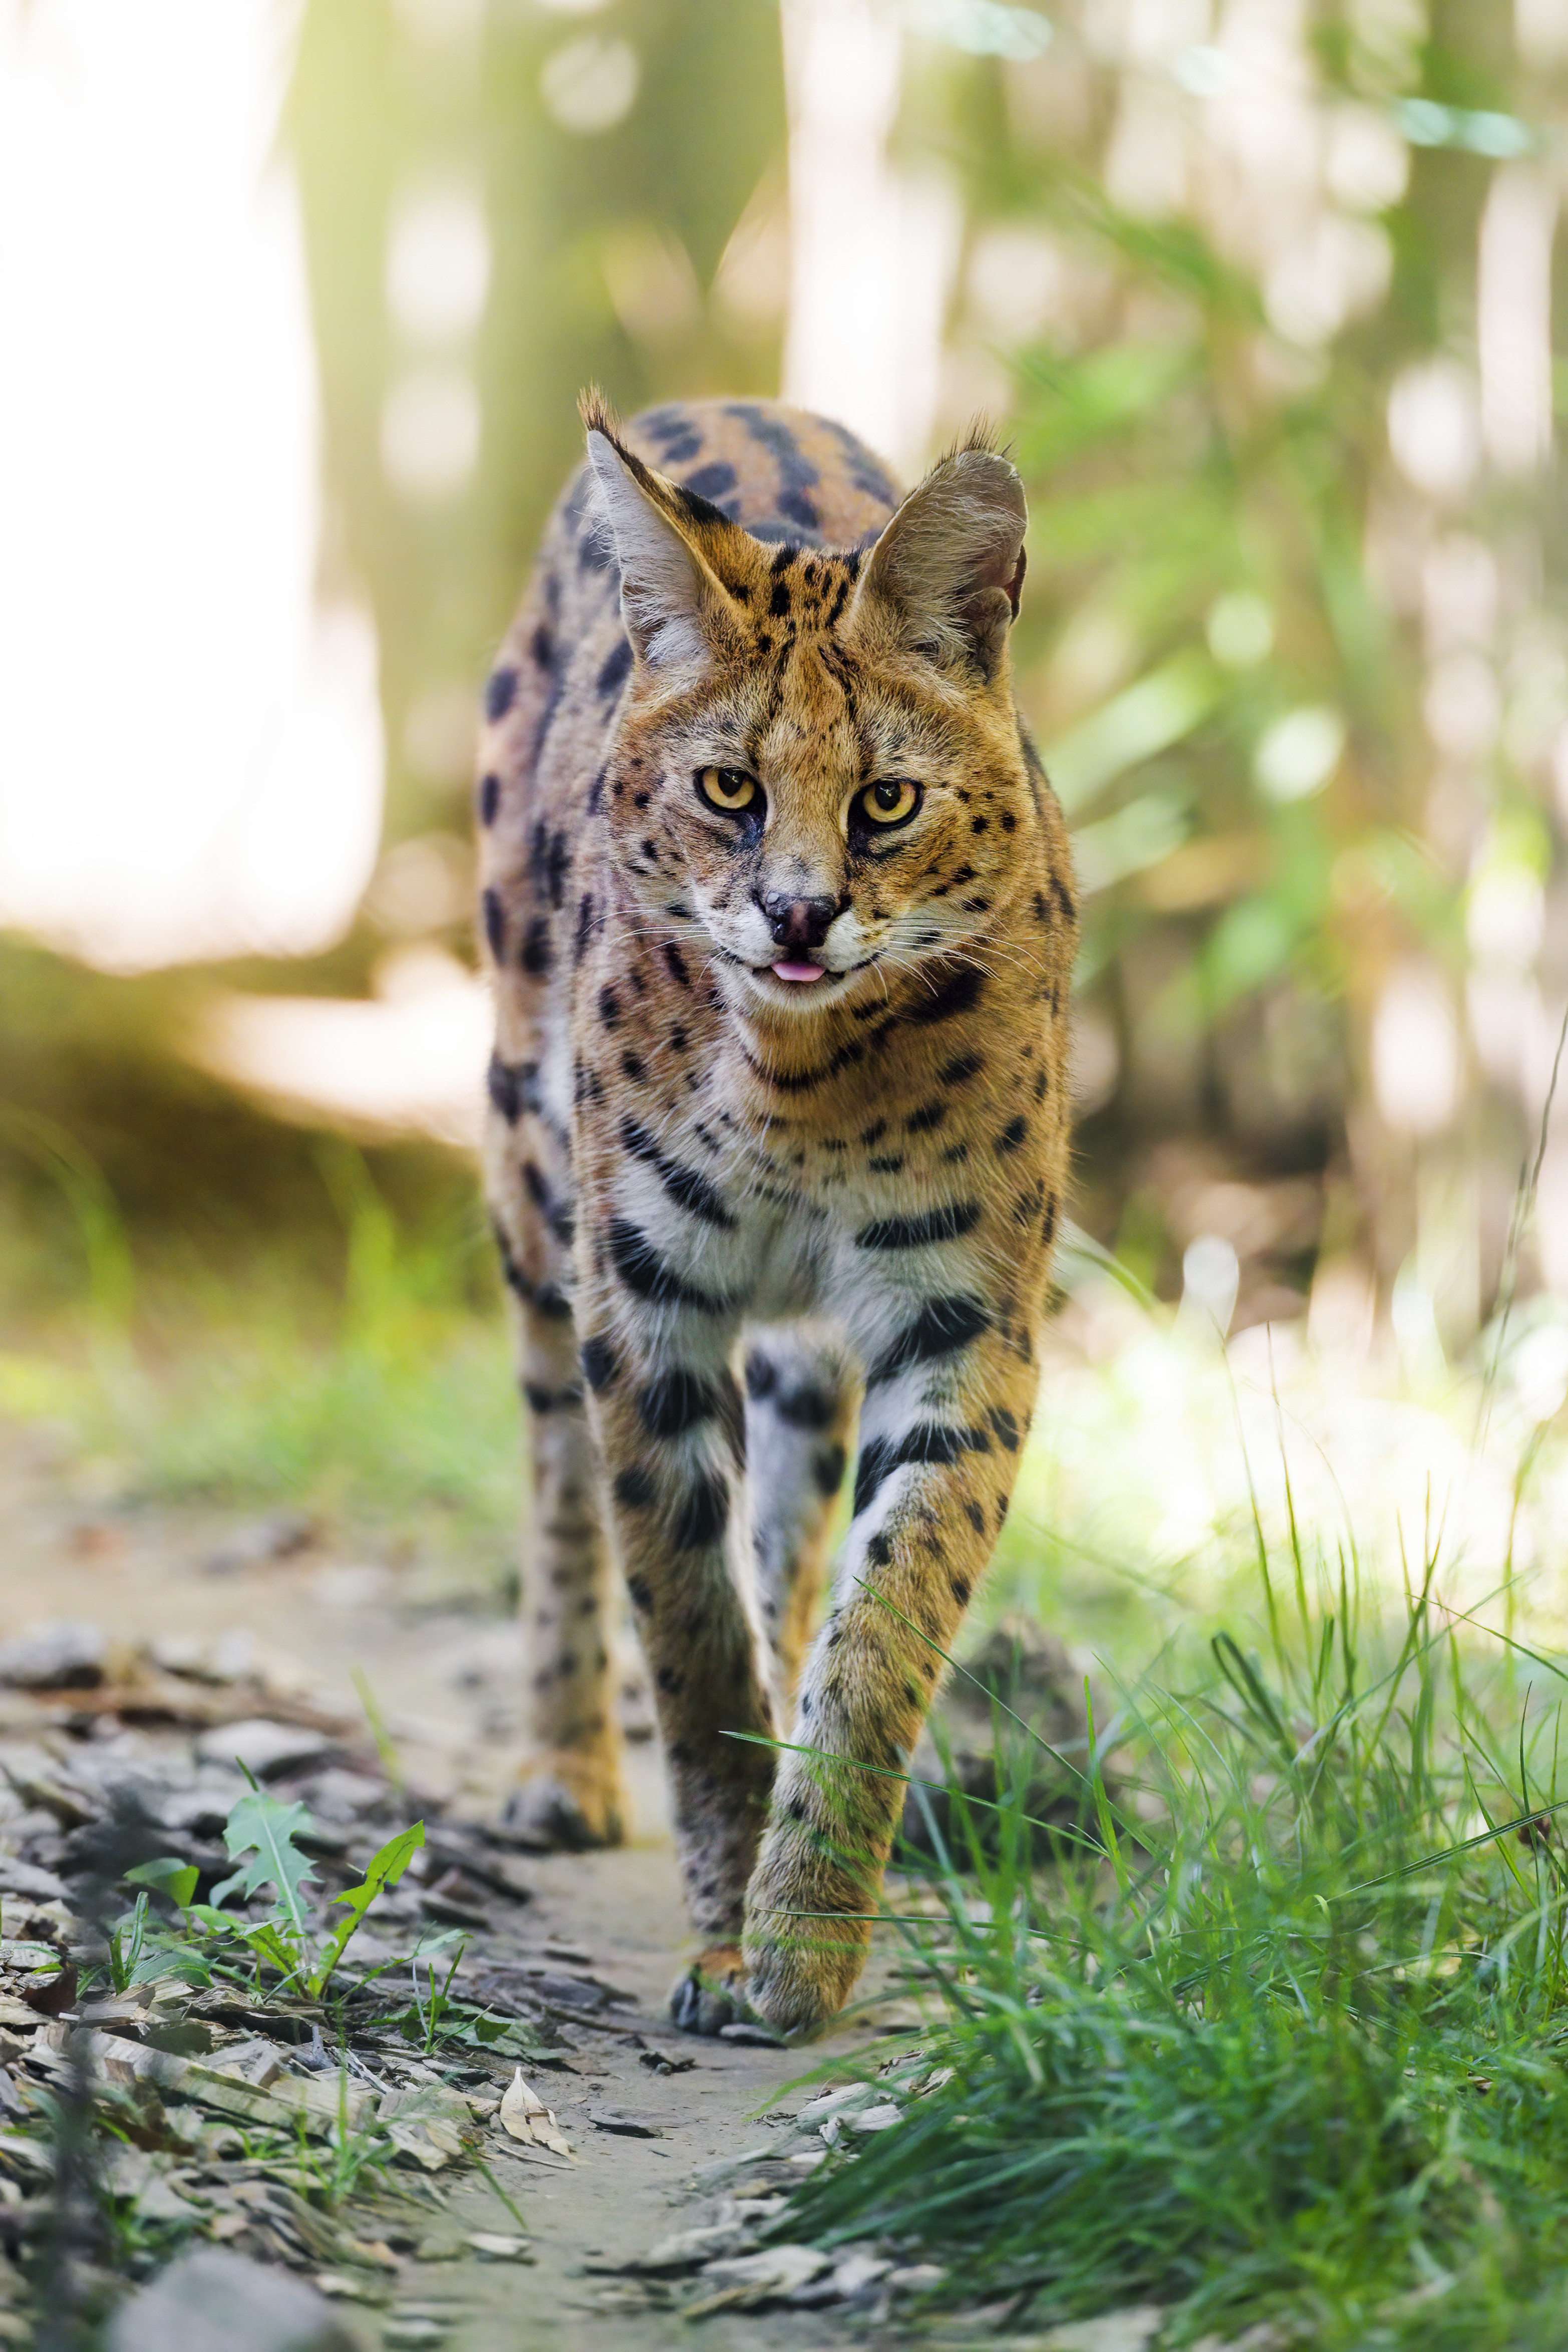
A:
788,2246,892,2306
691,2246,830,2309
107,2249,369,2351
413,2234,464,2264
203,1514,316,1576
586,2103,664,2137
840,2100,902,2133
636,2043,695,2075
0,1621,105,1690
884,2262,948,2296
193,1721,336,1780
1036,2307,1166,2352
0,1859,69,1903
465,2233,532,2262
634,2224,750,2272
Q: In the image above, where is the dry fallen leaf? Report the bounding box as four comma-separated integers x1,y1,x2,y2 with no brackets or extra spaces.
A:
498,2067,571,2158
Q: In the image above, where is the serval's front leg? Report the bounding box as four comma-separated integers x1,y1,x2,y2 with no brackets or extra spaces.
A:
744,1297,1039,2036
573,1266,778,2033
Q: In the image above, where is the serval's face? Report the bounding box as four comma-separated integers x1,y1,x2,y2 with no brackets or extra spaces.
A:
587,415,1032,1019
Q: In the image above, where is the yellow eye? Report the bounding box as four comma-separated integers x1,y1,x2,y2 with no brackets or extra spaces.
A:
860,778,921,827
698,766,758,815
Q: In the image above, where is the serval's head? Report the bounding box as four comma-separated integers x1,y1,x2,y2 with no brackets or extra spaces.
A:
581,392,1034,1022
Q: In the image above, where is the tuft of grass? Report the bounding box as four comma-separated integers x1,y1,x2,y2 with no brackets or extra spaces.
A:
784,1537,1568,2348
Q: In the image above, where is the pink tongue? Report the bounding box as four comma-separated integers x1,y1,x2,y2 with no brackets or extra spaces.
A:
772,959,825,984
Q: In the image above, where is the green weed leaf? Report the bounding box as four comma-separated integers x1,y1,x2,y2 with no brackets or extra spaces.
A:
308,1821,424,1998
124,1856,200,1910
214,1790,317,1932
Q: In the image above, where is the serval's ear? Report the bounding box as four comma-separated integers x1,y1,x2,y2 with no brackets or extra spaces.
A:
580,391,740,673
848,432,1027,680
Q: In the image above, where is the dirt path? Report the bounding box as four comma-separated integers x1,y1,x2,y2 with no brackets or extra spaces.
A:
0,1422,920,2349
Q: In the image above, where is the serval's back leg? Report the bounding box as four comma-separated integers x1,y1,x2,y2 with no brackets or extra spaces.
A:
485,1097,623,1850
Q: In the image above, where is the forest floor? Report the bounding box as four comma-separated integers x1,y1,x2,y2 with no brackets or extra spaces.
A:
0,1415,1015,2352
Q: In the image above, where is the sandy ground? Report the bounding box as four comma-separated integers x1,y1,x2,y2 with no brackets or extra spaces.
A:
0,1420,929,2350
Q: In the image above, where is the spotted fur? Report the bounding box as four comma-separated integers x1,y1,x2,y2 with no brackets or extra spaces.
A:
477,394,1076,2035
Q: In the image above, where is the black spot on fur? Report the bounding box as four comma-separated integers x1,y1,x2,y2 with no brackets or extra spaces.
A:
664,941,691,988
906,965,985,1026
530,623,553,670
482,889,505,961
580,1335,618,1392
627,1573,654,1614
522,1159,574,1247
866,1294,991,1387
614,1466,657,1510
479,772,500,825
744,1349,778,1401
813,1442,847,1498
905,1099,947,1135
606,1220,732,1314
637,1369,719,1440
997,1115,1029,1153
621,1050,647,1083
988,1404,1021,1451
684,460,738,502
487,1053,539,1124
597,639,634,702
520,919,552,976
964,1500,986,1535
524,1382,582,1414
674,1471,729,1551
951,1572,974,1603
619,1116,736,1229
856,1201,981,1252
864,1531,893,1569
485,666,517,723
776,1381,838,1431
867,1155,904,1175
939,1050,984,1087
853,1421,991,1515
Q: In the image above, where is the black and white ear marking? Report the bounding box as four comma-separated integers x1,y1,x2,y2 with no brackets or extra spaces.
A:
851,443,1027,679
584,430,718,673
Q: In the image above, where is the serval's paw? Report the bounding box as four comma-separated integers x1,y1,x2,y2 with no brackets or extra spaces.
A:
742,1831,875,2037
501,1751,624,1852
667,1945,777,2039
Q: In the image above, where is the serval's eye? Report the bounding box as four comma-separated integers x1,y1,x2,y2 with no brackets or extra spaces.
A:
697,766,759,816
859,778,921,828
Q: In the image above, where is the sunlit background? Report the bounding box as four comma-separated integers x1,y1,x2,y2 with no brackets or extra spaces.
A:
6,0,1568,1622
